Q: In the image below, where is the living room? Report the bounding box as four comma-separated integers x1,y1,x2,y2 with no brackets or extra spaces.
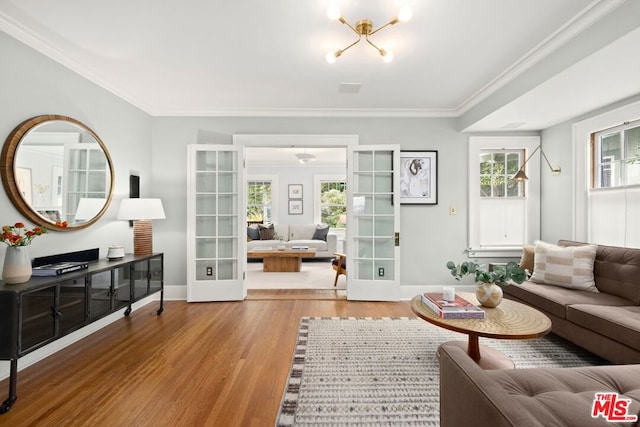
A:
1,0,640,425
245,145,347,291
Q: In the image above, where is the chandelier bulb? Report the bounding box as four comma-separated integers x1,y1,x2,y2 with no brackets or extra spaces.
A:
327,4,341,21
381,49,394,63
397,6,413,22
326,51,338,64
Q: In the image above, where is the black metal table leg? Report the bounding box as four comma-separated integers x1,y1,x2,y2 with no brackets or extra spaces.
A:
156,288,164,315
0,359,18,414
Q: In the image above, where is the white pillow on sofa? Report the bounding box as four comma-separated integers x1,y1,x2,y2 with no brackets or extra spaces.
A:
531,241,598,292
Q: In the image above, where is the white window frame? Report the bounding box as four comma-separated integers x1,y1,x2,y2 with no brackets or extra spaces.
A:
468,136,541,258
574,100,640,242
592,119,640,189
247,174,278,223
313,174,346,224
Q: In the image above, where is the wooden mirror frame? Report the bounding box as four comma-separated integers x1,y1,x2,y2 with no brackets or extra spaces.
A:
1,115,114,231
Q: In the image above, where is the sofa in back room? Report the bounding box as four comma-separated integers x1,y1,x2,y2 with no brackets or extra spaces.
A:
503,240,640,365
246,223,337,258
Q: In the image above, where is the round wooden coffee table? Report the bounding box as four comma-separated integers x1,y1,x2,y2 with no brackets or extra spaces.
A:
411,292,552,369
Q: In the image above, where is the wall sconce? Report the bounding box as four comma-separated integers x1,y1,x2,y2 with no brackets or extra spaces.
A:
116,198,166,256
512,145,561,182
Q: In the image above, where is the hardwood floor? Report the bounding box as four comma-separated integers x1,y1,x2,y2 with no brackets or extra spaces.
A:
0,296,414,426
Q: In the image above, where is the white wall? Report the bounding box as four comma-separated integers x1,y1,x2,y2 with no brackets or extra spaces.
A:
540,123,574,243
0,32,153,262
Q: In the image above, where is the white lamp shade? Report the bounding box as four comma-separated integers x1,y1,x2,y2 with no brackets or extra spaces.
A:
117,198,166,221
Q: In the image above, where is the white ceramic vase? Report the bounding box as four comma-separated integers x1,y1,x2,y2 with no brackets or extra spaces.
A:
2,246,32,284
475,282,503,308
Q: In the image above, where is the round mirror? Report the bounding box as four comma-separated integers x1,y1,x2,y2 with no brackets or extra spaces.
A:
1,115,114,231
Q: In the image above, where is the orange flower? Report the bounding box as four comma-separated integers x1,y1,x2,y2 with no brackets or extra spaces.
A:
1,222,47,247
55,221,68,228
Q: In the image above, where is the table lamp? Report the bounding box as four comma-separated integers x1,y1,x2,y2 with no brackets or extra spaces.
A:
116,198,166,256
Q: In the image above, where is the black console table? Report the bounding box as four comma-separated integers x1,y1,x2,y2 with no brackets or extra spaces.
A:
0,253,164,413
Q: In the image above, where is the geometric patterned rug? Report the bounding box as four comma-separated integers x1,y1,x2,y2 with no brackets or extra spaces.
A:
276,317,609,426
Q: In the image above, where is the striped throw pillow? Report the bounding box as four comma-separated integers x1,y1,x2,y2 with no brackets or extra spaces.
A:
531,241,598,292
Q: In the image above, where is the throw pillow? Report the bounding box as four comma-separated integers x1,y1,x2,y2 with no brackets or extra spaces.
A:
258,224,275,240
312,224,329,242
519,244,535,273
530,241,598,292
247,224,260,241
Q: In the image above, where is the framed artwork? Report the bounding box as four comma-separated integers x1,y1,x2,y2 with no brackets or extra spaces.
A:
288,200,303,215
288,184,303,199
15,167,33,205
399,150,438,205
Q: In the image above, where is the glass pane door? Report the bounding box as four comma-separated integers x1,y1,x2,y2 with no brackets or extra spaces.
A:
348,145,400,301
187,145,244,301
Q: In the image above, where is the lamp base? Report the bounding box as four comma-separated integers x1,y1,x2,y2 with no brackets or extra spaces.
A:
133,220,153,256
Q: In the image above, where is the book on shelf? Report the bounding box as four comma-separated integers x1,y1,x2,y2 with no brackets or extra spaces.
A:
32,261,89,276
420,292,486,319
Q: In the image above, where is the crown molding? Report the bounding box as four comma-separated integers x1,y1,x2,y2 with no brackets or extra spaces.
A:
149,107,459,118
0,11,155,114
455,0,626,115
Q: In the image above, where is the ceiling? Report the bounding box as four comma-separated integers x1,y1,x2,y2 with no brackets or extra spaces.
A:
1,0,639,132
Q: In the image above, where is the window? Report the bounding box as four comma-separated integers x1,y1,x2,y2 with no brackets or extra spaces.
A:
593,119,640,188
468,136,541,257
314,175,346,227
247,180,272,223
480,151,524,198
588,119,640,247
320,181,346,228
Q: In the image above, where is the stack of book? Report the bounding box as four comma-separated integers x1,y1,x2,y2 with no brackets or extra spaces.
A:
32,261,89,277
421,292,486,319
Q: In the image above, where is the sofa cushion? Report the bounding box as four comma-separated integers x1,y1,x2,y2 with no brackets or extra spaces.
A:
504,281,630,319
247,224,260,241
258,224,275,240
312,224,329,241
559,240,640,304
519,244,535,272
531,241,598,292
486,364,640,427
289,224,316,240
567,304,640,352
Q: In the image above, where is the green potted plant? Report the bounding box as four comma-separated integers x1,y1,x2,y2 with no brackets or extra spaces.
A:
445,261,530,307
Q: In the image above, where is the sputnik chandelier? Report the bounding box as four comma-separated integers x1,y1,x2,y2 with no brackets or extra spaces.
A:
325,2,413,63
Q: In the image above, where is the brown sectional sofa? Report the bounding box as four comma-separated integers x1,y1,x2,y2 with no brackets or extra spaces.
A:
437,241,640,426
439,343,640,426
503,240,640,364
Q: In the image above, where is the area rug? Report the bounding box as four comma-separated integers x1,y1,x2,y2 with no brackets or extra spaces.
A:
276,317,608,426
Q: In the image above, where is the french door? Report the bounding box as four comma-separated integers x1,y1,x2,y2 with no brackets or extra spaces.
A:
186,145,245,301
347,145,400,301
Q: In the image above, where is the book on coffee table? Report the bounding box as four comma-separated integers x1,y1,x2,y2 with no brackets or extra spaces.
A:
421,292,486,319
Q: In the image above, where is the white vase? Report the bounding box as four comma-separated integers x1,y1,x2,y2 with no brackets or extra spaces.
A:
2,246,32,284
476,283,503,308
